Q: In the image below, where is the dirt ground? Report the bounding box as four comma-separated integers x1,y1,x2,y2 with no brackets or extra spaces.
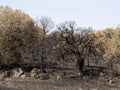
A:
0,63,120,90
0,76,120,90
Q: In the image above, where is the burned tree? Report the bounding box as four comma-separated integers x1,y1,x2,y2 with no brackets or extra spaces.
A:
57,21,94,75
36,16,54,72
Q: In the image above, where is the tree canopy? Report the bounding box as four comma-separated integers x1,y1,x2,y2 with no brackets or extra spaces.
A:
0,6,119,72
0,6,40,65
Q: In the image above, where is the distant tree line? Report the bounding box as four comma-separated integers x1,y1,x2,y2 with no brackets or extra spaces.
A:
0,6,120,74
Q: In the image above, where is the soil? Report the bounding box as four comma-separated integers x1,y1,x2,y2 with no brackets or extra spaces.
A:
0,63,120,90
0,75,120,90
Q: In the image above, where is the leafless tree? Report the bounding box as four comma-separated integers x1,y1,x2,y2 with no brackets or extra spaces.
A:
38,16,54,32
36,16,54,72
57,21,94,76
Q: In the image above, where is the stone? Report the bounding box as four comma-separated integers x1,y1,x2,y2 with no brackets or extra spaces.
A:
57,75,61,80
12,68,24,78
100,72,104,77
30,73,36,78
41,73,49,80
92,89,98,90
79,89,83,90
20,74,26,79
25,72,30,78
30,68,37,78
109,80,114,84
0,73,5,81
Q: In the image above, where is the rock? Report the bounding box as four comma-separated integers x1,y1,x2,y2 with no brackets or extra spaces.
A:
30,73,36,78
20,74,26,79
56,73,66,80
92,89,98,90
41,73,49,80
56,74,63,80
25,72,30,78
100,72,104,77
57,75,61,80
12,68,24,78
78,72,81,76
31,68,37,74
0,73,5,81
30,68,37,78
109,80,114,84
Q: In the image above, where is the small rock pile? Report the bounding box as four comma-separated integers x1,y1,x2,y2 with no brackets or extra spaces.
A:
0,67,49,80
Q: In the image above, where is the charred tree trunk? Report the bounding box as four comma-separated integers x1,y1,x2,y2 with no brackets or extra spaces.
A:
88,54,90,67
77,56,84,73
40,30,46,73
41,47,44,72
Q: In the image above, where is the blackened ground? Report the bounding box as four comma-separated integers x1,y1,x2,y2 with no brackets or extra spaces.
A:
0,65,120,90
0,74,120,90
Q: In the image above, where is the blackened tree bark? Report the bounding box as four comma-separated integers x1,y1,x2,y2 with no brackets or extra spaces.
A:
36,16,54,72
77,55,84,73
57,21,90,75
